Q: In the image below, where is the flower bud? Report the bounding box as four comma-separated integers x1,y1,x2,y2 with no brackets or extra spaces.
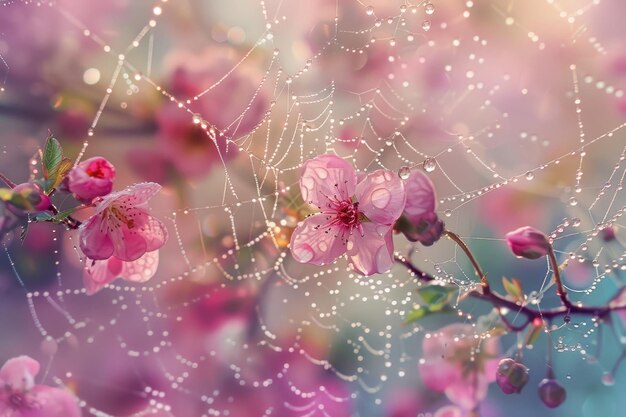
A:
496,358,529,394
9,183,51,213
538,378,566,408
505,226,550,259
397,212,444,246
397,170,443,246
67,157,115,203
599,226,616,242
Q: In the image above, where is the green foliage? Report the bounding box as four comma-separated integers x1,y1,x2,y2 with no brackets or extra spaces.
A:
502,277,525,303
405,283,457,324
42,135,72,193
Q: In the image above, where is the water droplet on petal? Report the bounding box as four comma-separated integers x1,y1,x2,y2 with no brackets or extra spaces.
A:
366,5,374,15
398,166,411,179
425,3,435,15
294,243,314,263
444,209,452,217
422,20,431,31
569,197,578,206
371,188,392,209
423,157,437,172
525,171,534,180
572,217,581,227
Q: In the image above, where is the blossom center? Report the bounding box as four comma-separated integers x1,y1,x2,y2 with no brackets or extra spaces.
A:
9,392,26,409
334,200,360,227
108,206,135,229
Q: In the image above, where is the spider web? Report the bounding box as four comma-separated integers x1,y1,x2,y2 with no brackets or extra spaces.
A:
1,0,625,416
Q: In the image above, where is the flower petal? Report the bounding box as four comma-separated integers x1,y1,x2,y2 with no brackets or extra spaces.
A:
110,224,149,262
122,250,160,283
355,170,406,225
30,385,82,417
346,223,394,275
300,154,357,209
83,257,124,295
93,182,161,215
419,360,462,393
79,215,115,261
0,355,39,389
83,252,160,295
290,215,347,266
140,217,168,253
403,170,436,221
445,373,490,410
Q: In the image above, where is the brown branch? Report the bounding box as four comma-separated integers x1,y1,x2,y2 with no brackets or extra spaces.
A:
394,252,625,333
444,230,491,295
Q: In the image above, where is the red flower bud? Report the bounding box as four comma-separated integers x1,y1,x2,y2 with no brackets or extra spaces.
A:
496,358,529,394
505,226,550,260
67,157,116,203
538,378,566,408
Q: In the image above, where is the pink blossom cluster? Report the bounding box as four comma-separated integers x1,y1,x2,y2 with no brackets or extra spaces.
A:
289,154,444,275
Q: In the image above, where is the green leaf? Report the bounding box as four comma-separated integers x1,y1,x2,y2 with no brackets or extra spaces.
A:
405,284,457,324
405,307,428,323
405,305,454,324
42,136,63,181
47,157,73,192
34,208,74,224
417,284,457,310
502,277,524,303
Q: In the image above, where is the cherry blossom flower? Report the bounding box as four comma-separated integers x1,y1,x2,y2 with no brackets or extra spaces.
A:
399,170,444,246
83,251,159,295
78,182,167,262
0,355,81,417
149,48,267,179
290,154,406,275
505,226,551,260
67,157,116,204
418,323,501,411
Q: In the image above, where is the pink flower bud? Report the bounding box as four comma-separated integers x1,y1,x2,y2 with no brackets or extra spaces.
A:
600,226,616,242
538,378,566,408
505,226,550,260
398,170,443,246
11,183,51,212
496,358,529,394
67,157,115,203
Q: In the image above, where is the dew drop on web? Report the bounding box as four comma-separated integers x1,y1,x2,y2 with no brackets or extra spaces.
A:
423,157,437,173
398,166,411,180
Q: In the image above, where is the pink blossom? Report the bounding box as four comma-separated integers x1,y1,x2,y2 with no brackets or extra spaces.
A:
505,226,551,260
290,154,406,275
400,170,444,246
155,102,237,179
152,48,267,179
83,251,159,295
418,323,500,411
67,157,116,203
0,355,81,417
79,182,168,262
